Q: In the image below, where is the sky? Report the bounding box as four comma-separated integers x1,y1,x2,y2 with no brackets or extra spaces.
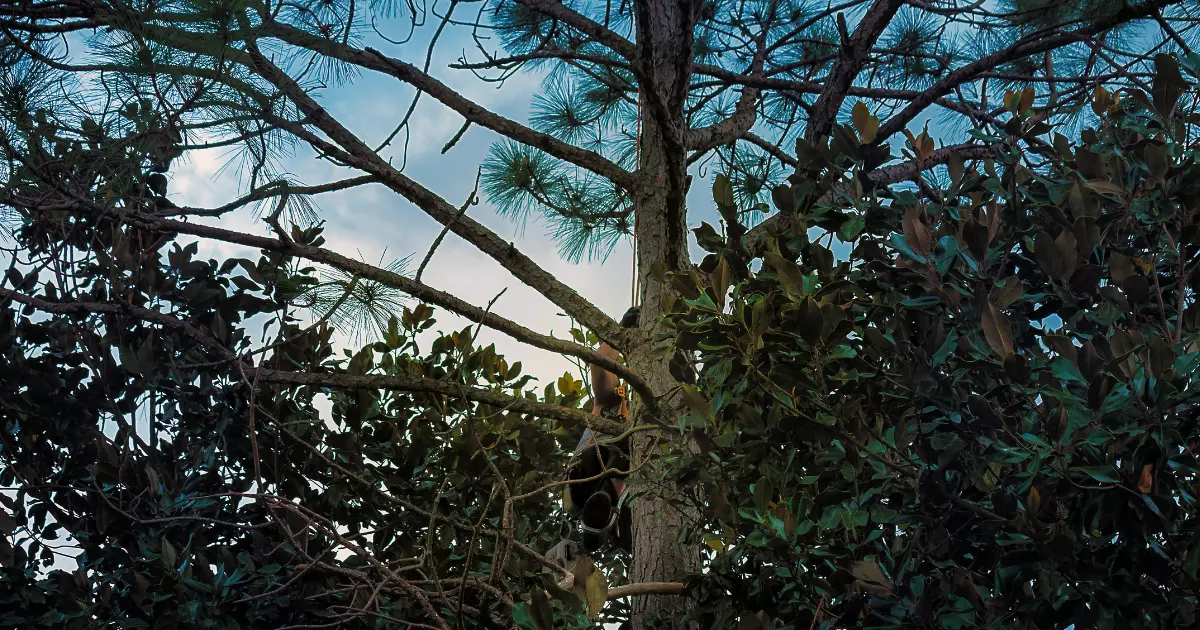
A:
170,13,729,387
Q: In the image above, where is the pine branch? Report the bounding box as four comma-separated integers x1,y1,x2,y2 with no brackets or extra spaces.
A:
806,0,907,141
171,176,377,217
233,44,632,354
875,0,1186,141
260,21,635,190
512,0,638,61
131,210,655,410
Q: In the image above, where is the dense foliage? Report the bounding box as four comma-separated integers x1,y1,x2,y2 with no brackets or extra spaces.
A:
0,90,609,627
3,57,1200,628
1,0,1199,627
661,56,1200,628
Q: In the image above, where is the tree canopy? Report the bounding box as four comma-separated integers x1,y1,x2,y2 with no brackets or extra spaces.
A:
1,0,1200,629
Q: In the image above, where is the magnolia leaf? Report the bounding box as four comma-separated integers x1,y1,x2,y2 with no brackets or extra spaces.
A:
764,252,806,297
990,276,1024,309
1109,251,1136,284
753,476,773,514
713,257,731,311
1153,53,1186,115
981,302,1014,358
1142,142,1169,179
902,207,931,257
1076,466,1120,484
1149,334,1176,378
770,184,794,212
583,562,607,620
1082,179,1124,196
1138,464,1154,494
1018,87,1035,113
850,560,893,596
1026,486,1041,513
680,386,710,417
1034,231,1062,280
1092,85,1114,115
851,101,879,143
530,588,554,630
570,556,595,605
946,147,966,182
713,173,735,207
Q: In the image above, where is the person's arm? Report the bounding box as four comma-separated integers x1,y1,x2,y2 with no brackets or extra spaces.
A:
589,342,622,414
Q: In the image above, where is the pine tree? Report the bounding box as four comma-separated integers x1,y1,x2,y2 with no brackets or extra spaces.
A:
1,0,1197,628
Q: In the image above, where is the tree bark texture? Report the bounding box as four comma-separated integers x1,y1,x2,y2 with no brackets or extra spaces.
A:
628,1,703,627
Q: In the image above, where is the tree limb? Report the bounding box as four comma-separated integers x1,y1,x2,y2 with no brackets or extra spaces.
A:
261,21,635,190
806,0,905,141
512,0,638,61
128,212,655,410
875,0,1184,141
236,45,634,354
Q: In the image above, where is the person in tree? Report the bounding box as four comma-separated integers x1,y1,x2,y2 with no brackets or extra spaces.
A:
563,307,639,553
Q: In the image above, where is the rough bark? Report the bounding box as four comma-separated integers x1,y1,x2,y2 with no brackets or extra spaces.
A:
627,1,704,628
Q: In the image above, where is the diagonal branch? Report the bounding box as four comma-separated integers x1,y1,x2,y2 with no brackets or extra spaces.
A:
261,21,635,190
118,211,656,410
805,0,905,141
874,0,1184,141
511,0,638,60
234,45,634,354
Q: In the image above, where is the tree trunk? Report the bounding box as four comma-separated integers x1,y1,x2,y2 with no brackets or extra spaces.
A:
627,1,701,627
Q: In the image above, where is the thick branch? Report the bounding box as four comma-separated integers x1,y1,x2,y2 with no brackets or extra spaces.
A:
684,7,773,152
608,582,687,600
806,0,905,141
875,0,1183,140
